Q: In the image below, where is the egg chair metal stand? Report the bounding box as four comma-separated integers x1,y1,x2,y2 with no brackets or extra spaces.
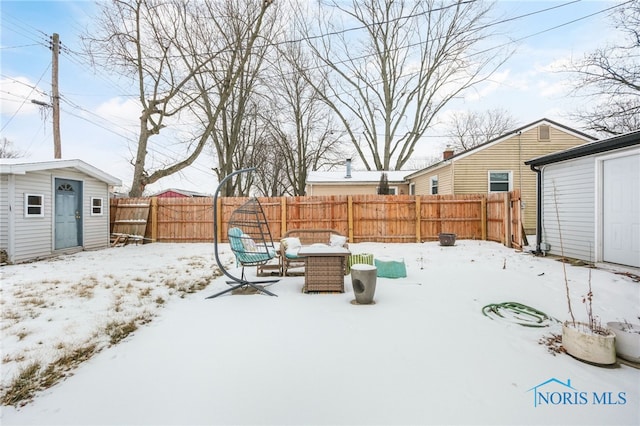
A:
206,168,279,299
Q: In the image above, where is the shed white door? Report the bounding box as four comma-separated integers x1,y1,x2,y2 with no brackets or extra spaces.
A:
603,154,640,267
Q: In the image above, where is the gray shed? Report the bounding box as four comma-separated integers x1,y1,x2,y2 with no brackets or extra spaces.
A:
526,130,640,268
0,159,122,264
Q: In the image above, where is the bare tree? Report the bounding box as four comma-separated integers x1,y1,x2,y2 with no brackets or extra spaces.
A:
444,109,518,152
82,0,274,196
566,0,640,135
263,38,347,196
0,137,24,158
186,0,282,196
301,0,509,171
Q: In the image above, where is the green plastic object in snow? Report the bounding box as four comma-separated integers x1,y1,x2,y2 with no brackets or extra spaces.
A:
374,256,407,278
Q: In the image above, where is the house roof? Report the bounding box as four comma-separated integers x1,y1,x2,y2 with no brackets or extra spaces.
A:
0,159,122,186
306,170,416,184
406,118,596,179
524,129,640,167
152,188,210,197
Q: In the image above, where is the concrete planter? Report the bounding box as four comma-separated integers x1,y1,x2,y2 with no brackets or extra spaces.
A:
607,322,640,363
562,322,616,365
350,264,377,305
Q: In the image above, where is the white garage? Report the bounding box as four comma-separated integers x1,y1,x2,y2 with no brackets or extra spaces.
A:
526,130,640,268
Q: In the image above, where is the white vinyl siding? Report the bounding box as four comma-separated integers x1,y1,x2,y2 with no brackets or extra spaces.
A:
13,171,53,263
540,157,595,262
76,171,111,251
0,175,9,252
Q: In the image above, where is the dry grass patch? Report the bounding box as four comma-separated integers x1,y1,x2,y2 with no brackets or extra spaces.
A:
1,343,98,407
104,313,152,346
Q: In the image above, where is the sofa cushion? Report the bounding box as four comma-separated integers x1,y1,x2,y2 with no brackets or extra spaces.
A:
329,234,347,247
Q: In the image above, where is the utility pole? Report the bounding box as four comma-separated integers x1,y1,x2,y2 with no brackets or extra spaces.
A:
51,33,61,159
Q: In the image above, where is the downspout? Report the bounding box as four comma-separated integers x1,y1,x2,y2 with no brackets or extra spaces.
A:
529,163,543,255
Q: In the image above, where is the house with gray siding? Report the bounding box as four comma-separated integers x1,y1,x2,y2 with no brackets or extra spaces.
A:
525,130,640,269
0,159,121,264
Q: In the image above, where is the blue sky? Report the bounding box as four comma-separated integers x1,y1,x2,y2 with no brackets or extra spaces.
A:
0,1,627,193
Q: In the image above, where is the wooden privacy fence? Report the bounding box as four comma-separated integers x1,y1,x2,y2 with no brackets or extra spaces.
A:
110,191,523,248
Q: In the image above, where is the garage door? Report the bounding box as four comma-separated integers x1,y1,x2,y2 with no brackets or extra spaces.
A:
603,154,640,267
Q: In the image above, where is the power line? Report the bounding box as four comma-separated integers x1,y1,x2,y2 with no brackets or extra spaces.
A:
2,0,630,160
1,64,50,133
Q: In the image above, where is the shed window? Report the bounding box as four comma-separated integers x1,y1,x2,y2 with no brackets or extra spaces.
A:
430,176,438,195
25,194,44,217
488,171,512,192
91,197,104,216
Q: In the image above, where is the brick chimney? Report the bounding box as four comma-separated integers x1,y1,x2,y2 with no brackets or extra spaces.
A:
345,158,352,178
443,147,454,160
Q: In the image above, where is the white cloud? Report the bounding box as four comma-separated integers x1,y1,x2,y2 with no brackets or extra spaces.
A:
95,97,140,129
465,69,513,102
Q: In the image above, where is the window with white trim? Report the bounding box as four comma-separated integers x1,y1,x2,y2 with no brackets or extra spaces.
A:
409,183,415,195
91,197,104,216
430,176,438,195
488,171,512,192
25,194,44,217
388,187,398,195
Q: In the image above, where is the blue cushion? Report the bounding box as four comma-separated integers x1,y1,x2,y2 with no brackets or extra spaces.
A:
228,227,275,265
228,227,245,252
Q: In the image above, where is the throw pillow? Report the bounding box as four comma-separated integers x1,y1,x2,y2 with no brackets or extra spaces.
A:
329,234,347,247
241,234,259,252
281,237,302,251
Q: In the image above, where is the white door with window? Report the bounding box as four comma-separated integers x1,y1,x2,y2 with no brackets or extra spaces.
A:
602,154,640,267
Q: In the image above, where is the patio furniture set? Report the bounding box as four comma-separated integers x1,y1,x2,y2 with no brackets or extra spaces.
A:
207,168,406,300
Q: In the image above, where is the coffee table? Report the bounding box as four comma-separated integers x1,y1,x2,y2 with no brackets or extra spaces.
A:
297,245,351,292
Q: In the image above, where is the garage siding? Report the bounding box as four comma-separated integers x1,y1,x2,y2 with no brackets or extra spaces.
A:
0,175,8,252
540,157,595,262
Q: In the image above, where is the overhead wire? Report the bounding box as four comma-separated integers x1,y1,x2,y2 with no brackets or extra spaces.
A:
1,0,630,172
1,64,50,133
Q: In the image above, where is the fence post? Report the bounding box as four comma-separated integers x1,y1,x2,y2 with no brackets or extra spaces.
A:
216,197,222,243
415,197,421,242
281,197,287,236
481,196,487,240
348,195,354,243
504,192,512,248
151,197,158,242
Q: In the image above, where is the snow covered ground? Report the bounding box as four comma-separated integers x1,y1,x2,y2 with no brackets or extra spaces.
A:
1,240,639,425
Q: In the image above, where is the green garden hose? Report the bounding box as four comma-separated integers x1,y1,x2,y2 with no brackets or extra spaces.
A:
482,301,558,328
